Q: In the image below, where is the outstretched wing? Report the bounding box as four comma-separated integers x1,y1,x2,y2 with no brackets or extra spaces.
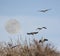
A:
36,28,42,30
44,39,48,41
42,27,47,29
27,33,32,35
33,32,38,34
27,32,38,35
38,9,51,13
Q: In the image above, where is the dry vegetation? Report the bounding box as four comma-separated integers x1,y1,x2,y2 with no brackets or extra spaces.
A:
0,39,60,56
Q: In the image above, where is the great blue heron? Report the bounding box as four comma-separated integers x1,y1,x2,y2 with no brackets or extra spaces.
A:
27,32,38,35
38,9,51,13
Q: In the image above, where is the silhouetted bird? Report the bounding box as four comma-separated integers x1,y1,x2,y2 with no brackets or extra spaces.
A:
42,27,47,29
27,32,38,35
38,9,51,13
39,37,48,43
36,27,47,31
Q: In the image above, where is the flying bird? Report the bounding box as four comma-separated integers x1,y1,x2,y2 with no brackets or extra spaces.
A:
27,32,38,35
38,9,51,13
39,37,48,43
36,27,47,31
42,27,47,29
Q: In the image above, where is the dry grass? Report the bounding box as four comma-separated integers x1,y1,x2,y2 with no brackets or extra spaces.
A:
0,39,60,56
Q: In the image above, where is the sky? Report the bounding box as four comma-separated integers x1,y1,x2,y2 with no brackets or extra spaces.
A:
0,0,60,50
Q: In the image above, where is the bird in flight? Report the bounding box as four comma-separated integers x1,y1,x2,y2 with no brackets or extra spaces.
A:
36,27,47,31
27,32,38,35
38,9,51,13
39,37,48,43
42,27,47,29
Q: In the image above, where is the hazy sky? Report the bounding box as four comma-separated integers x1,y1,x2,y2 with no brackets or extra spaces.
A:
0,0,60,50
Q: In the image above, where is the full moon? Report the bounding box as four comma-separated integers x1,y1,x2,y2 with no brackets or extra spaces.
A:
5,19,20,34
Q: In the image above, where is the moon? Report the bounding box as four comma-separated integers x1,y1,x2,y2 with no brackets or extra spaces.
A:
5,19,20,34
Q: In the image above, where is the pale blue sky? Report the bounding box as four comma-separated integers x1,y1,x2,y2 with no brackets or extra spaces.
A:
0,0,60,50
